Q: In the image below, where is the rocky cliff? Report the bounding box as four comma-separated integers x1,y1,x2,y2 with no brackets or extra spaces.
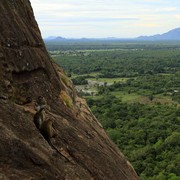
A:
0,0,138,179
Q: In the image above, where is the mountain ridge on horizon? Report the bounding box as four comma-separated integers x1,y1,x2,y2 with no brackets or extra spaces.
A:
137,27,180,41
44,27,180,41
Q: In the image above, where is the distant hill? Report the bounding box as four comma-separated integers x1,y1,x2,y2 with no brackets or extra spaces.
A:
44,36,132,42
45,36,67,41
44,27,180,42
137,28,180,41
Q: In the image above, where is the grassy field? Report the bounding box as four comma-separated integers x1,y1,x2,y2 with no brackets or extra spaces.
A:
87,77,130,83
111,91,142,102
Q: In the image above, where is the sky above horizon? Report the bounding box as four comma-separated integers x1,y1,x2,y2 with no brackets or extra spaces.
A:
30,0,180,38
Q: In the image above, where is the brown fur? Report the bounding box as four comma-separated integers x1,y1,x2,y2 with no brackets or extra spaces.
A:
33,108,45,129
40,119,53,141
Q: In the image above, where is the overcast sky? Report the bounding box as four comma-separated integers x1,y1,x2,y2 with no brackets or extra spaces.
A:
30,0,180,38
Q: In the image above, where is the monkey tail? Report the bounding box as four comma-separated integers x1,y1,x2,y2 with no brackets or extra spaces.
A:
48,140,70,162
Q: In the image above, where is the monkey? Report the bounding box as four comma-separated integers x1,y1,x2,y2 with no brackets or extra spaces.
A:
40,119,70,162
40,119,54,141
34,96,47,111
37,96,47,107
33,108,45,130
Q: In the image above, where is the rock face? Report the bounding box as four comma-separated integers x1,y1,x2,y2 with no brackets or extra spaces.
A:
0,0,138,179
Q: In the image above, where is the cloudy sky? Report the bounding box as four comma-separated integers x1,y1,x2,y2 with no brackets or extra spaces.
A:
30,0,180,38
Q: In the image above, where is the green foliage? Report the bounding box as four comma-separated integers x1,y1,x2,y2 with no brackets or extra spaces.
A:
61,74,69,87
64,98,71,108
71,76,88,85
87,95,180,178
97,74,179,97
53,49,179,77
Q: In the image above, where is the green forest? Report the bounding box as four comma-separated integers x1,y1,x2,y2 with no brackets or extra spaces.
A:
46,41,180,179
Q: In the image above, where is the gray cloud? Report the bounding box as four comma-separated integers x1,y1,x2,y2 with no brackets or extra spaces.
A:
31,0,180,38
37,17,139,23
